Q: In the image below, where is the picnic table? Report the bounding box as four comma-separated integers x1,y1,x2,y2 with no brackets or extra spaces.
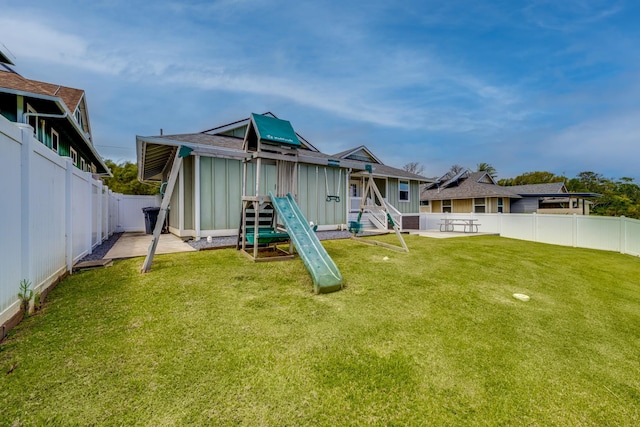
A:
439,218,480,233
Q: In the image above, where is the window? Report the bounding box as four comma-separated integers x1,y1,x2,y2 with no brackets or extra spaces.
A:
26,105,37,137
91,163,97,174
350,183,360,197
497,197,504,213
399,180,409,202
70,147,78,166
81,158,87,171
75,108,84,130
51,129,59,153
474,198,486,213
442,199,452,213
39,119,46,143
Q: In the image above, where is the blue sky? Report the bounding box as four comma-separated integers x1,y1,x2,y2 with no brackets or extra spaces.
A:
1,0,639,181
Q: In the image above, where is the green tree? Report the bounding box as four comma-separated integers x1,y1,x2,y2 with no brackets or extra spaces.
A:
498,171,565,186
402,162,425,176
102,160,160,195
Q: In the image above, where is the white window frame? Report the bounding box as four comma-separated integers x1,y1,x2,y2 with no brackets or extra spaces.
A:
398,180,410,202
497,197,504,213
70,147,78,166
474,197,486,213
39,119,46,143
75,107,84,130
91,163,97,174
350,182,360,197
442,199,452,213
51,128,59,153
26,104,37,137
81,157,87,172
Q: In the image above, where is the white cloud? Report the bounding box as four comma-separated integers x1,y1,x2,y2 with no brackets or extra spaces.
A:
534,111,640,177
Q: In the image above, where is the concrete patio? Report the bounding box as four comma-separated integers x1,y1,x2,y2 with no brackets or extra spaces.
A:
104,232,196,259
409,230,499,239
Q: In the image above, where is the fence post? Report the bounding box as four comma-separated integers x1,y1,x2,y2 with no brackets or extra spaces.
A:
572,214,578,248
19,126,32,284
96,178,103,245
87,171,93,255
65,158,74,273
533,212,538,242
195,154,201,241
620,216,626,254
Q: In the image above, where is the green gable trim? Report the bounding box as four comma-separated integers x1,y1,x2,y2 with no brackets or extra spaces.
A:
251,113,300,147
0,50,15,65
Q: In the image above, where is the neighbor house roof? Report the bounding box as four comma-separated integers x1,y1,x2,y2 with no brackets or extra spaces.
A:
421,170,521,201
0,69,85,113
333,145,383,165
507,182,567,195
0,68,109,175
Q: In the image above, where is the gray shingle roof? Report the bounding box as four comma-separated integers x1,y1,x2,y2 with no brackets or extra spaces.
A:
147,128,431,182
507,182,567,194
422,171,521,200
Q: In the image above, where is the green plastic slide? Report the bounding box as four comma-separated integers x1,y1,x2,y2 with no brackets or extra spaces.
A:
268,192,343,293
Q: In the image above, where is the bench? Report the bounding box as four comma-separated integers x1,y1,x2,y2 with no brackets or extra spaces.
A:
439,219,481,233
245,227,289,245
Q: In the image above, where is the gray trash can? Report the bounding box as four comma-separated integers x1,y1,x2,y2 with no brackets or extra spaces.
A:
142,207,161,234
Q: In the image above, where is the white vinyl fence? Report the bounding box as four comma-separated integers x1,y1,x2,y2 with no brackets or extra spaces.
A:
419,212,640,257
1,117,159,330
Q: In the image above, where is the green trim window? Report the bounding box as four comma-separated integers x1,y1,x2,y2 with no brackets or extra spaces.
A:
51,128,59,153
70,147,78,166
81,157,87,172
399,180,410,202
442,199,452,213
497,197,504,213
474,198,486,213
75,108,84,131
26,104,37,138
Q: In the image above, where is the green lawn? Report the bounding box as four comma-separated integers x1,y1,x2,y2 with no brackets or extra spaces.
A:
1,235,639,426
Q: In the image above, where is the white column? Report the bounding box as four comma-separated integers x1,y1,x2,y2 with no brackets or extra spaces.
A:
65,158,74,272
195,155,201,240
87,169,93,255
20,126,32,282
620,216,626,254
96,178,103,245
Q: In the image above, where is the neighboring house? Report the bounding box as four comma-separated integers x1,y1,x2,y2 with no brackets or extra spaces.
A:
136,113,429,238
0,52,109,174
421,169,600,215
508,183,598,215
420,169,519,214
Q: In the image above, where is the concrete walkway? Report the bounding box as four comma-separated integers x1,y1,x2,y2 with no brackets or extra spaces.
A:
105,232,196,259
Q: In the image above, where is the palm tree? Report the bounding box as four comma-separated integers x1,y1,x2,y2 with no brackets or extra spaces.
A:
477,162,497,179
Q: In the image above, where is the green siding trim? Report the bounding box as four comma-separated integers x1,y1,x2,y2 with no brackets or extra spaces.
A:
199,157,244,230
297,164,345,226
386,178,420,213
195,158,347,232
169,174,180,228
183,157,194,230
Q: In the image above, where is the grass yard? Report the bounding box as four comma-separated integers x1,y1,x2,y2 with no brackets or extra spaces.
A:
1,234,639,426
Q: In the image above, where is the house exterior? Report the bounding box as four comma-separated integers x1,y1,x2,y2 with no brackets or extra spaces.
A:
508,183,597,215
421,169,599,215
0,54,109,174
420,169,519,214
136,113,429,238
